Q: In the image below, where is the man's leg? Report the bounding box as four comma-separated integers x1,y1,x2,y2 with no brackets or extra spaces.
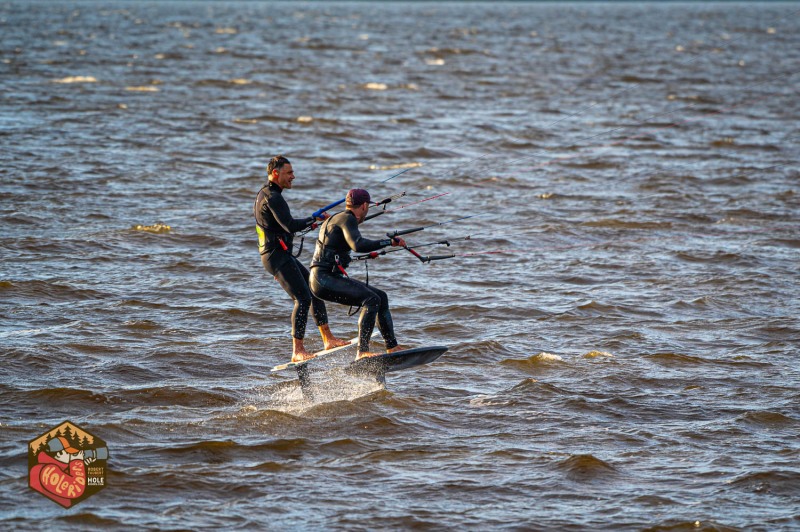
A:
362,286,399,352
294,259,347,350
309,273,381,356
273,261,315,362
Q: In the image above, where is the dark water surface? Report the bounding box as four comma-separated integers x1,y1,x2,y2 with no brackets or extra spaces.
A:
1,1,799,529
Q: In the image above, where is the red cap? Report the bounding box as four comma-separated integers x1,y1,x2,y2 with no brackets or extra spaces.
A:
346,188,371,206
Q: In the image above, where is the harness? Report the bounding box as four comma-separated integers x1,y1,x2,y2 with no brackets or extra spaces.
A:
311,211,363,316
311,211,352,275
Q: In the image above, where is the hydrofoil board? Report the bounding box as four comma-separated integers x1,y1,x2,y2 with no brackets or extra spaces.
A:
346,346,448,377
270,334,447,399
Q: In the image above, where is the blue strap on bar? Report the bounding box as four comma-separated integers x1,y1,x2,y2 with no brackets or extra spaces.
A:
312,198,345,219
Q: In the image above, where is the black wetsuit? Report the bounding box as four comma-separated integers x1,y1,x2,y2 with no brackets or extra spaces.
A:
309,210,398,352
254,181,330,339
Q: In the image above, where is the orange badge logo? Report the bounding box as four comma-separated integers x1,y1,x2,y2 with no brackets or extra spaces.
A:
28,421,109,508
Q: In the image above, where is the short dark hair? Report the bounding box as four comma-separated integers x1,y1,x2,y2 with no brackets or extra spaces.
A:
267,155,290,176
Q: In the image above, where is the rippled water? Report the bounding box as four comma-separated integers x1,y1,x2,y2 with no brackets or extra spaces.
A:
2,1,799,529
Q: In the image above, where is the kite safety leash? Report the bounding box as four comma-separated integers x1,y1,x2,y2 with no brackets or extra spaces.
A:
307,163,415,221
362,191,408,222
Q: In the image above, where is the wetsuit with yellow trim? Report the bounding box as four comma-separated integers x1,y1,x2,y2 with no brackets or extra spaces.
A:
254,180,331,340
309,210,398,353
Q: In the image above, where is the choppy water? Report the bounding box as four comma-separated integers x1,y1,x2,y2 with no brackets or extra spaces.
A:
2,1,799,529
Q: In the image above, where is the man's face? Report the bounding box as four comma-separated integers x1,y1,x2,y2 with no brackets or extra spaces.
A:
354,202,369,223
271,163,295,189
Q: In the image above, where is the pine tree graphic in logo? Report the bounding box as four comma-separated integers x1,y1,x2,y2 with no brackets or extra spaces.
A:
28,421,109,508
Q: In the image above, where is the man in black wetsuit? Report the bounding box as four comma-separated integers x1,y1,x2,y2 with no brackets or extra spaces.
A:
309,188,406,359
254,156,347,362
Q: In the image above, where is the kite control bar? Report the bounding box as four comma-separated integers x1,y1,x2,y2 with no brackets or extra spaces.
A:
355,248,455,264
404,246,455,263
354,235,470,263
386,226,426,238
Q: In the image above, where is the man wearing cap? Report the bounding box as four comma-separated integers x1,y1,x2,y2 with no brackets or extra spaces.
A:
309,188,406,359
29,436,95,508
254,155,348,362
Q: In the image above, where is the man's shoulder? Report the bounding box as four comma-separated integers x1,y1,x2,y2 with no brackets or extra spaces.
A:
331,210,355,224
266,182,285,199
255,183,274,201
342,211,359,228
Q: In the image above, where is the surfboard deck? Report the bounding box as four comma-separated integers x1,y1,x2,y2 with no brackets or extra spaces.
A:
270,331,379,372
270,338,358,372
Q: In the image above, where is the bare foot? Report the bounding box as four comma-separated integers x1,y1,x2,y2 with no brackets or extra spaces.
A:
290,338,316,363
387,345,406,354
291,349,315,363
355,351,382,360
324,337,350,350
319,324,348,350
